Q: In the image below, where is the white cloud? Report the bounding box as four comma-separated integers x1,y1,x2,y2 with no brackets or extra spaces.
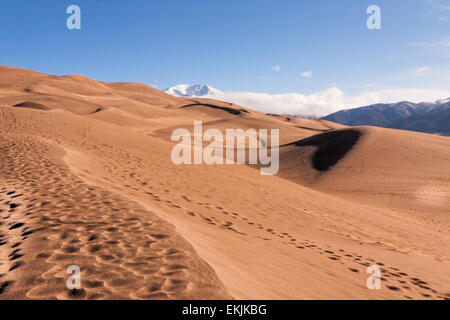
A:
410,37,450,47
409,66,431,76
438,5,450,10
427,1,450,14
205,87,450,117
270,65,281,72
300,70,313,79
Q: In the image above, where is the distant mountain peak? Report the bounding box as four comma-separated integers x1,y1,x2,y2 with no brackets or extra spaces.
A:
436,97,450,104
163,84,223,97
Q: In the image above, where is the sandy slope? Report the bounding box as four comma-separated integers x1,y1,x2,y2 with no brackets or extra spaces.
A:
0,66,449,300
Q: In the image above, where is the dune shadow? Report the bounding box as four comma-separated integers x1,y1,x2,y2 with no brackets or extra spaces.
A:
90,107,104,114
287,129,361,171
13,101,49,110
180,103,243,115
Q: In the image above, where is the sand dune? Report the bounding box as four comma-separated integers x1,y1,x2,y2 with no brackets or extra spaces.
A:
0,66,449,300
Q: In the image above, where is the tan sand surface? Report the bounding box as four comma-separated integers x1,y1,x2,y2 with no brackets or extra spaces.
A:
0,66,449,299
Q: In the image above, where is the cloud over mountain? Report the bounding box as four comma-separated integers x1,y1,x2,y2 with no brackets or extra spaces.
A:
210,87,450,117
163,84,450,117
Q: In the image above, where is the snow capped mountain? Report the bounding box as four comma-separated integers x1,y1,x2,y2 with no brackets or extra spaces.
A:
163,84,223,97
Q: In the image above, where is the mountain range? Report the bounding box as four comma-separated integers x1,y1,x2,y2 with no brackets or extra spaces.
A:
321,98,450,136
164,84,450,136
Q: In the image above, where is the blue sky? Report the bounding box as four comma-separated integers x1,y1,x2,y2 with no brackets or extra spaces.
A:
1,0,449,115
